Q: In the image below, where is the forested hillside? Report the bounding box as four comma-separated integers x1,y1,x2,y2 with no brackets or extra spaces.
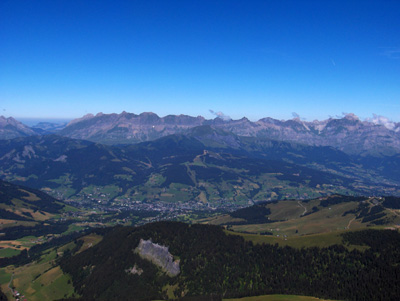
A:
60,222,400,300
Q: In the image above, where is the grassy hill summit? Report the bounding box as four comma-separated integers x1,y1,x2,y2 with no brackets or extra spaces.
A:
202,195,400,239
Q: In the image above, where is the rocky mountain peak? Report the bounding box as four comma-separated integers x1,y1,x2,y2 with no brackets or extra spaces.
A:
67,113,95,126
0,116,20,127
0,116,36,139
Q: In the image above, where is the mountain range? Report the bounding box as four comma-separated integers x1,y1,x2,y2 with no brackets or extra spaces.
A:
55,112,400,156
1,112,400,156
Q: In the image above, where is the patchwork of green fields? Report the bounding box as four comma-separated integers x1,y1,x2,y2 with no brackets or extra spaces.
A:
0,245,76,300
0,248,20,258
0,232,104,300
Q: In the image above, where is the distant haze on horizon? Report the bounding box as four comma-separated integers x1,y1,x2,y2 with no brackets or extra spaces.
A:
10,111,399,131
6,110,400,125
1,1,399,122
6,112,400,127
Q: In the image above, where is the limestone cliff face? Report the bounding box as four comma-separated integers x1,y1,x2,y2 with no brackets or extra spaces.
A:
135,239,180,277
58,112,400,155
59,112,205,144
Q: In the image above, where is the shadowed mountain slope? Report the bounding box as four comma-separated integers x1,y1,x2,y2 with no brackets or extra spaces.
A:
0,179,66,222
0,131,399,206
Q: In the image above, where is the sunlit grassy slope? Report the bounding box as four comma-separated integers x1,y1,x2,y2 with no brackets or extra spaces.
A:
203,195,400,239
0,233,102,300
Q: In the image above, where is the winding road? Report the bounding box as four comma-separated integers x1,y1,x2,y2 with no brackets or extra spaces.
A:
298,201,307,216
346,217,356,229
8,272,14,296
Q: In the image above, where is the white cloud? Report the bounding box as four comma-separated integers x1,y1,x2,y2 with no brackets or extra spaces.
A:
366,114,395,130
292,112,300,119
382,48,400,60
209,109,231,121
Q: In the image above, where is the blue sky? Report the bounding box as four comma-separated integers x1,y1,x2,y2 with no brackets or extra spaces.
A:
1,0,399,122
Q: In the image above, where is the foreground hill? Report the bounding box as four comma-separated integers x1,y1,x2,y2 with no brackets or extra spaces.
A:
0,193,399,300
58,221,400,300
56,111,400,156
1,133,399,209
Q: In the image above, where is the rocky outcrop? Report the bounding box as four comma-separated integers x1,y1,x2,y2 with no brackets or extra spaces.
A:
125,264,143,275
135,239,180,277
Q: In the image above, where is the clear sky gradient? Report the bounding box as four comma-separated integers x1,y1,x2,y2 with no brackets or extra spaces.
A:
1,0,399,122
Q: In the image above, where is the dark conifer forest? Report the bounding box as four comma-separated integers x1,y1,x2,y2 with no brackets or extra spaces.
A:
59,222,400,301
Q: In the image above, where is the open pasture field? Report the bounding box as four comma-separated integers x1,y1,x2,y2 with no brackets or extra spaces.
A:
0,236,38,257
225,230,344,248
233,201,363,237
203,195,400,243
76,233,103,254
